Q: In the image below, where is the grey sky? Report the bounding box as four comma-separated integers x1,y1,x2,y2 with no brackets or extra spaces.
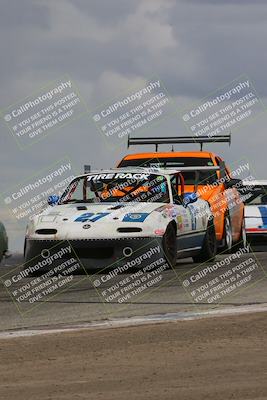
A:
0,0,266,249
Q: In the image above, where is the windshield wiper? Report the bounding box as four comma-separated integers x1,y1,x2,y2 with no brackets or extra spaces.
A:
61,199,94,204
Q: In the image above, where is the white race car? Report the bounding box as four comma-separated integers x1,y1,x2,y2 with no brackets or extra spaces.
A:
24,167,217,270
242,180,267,245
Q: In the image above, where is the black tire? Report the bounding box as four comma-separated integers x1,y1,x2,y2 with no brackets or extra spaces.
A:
23,239,27,258
162,224,177,268
222,214,233,253
236,218,248,250
23,239,30,265
23,240,39,277
193,220,217,263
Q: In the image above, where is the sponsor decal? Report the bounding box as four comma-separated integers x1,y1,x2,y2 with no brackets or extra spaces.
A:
160,205,178,219
258,206,267,227
123,213,149,222
188,204,197,230
154,228,165,235
87,173,150,181
74,212,109,222
177,215,183,230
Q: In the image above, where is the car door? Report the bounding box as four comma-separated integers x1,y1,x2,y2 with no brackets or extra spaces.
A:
170,173,209,252
218,159,243,240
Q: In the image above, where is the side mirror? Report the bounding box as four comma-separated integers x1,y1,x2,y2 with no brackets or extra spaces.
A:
183,192,198,207
225,178,242,189
48,195,60,206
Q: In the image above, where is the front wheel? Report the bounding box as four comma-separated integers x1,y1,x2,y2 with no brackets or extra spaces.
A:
193,220,217,263
162,224,177,268
222,215,233,253
23,239,39,277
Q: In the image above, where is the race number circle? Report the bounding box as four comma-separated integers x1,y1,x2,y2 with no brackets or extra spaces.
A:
130,214,142,220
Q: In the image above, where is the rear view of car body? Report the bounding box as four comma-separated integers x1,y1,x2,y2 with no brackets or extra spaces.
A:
242,180,267,246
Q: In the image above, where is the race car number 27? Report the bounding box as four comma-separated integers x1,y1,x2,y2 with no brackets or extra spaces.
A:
74,212,109,222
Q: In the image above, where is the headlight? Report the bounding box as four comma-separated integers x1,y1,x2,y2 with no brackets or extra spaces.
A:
26,222,34,236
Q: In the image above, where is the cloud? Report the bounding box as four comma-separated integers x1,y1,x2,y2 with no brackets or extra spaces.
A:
184,0,267,4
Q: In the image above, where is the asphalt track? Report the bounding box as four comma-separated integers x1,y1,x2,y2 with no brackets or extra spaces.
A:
0,248,267,333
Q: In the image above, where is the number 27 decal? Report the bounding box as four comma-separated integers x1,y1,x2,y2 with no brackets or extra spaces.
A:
74,212,109,222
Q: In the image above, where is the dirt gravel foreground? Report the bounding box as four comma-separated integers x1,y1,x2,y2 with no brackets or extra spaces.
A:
0,312,267,400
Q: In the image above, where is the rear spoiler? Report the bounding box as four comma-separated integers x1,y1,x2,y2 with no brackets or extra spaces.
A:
127,134,231,151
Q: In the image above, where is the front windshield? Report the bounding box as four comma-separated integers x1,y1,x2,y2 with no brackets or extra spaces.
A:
244,186,267,205
60,172,170,204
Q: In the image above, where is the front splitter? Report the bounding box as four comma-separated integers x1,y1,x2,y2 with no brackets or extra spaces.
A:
24,237,164,270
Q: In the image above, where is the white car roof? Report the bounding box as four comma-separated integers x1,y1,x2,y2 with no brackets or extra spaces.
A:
242,180,267,187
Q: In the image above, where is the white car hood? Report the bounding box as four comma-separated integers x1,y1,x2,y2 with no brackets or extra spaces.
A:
39,202,163,222
245,205,267,231
28,202,168,240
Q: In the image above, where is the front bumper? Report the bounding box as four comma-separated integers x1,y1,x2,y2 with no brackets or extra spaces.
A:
24,237,164,270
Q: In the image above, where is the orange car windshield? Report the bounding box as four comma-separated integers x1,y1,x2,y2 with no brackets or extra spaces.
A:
119,157,218,185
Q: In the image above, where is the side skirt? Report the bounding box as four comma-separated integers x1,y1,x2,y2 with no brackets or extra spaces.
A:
176,231,205,259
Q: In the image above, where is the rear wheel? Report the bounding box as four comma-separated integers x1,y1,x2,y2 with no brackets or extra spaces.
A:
162,224,177,268
236,218,247,250
193,220,217,263
222,215,233,252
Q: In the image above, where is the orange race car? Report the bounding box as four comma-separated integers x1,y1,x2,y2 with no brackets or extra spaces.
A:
117,135,246,252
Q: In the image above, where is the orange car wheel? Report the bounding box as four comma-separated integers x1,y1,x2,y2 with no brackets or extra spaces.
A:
222,215,233,252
